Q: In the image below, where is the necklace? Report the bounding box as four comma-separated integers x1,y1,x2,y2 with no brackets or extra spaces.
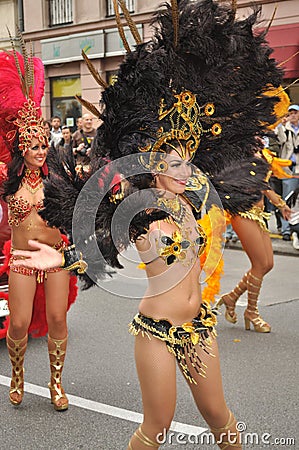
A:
21,168,43,194
157,195,189,226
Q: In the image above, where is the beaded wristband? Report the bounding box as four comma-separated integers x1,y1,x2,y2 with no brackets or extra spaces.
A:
271,197,286,208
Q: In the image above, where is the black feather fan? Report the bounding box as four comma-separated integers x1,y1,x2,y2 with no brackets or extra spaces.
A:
41,0,283,286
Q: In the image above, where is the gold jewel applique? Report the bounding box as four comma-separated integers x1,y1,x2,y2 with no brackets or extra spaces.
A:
159,230,191,265
139,90,222,170
156,195,189,225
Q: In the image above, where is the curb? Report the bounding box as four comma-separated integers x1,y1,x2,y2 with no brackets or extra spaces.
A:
225,235,299,257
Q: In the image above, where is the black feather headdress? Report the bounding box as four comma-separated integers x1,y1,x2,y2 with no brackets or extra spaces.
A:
42,0,283,282
92,0,281,202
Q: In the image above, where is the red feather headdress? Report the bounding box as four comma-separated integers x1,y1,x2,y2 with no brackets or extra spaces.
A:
0,34,46,163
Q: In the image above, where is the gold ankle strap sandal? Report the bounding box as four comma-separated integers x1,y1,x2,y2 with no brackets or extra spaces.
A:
48,382,69,411
129,425,159,448
244,272,271,333
210,410,242,449
216,272,248,324
48,335,69,411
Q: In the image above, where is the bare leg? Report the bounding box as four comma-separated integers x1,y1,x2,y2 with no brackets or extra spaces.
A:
127,334,177,449
44,270,69,339
231,216,273,279
8,271,36,338
6,271,36,404
44,270,70,410
182,337,242,449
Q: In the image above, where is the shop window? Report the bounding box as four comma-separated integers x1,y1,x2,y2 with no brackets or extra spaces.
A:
49,0,73,27
51,77,81,131
106,0,134,17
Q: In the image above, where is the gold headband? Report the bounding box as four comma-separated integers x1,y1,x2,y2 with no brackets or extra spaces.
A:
139,91,222,171
13,99,47,156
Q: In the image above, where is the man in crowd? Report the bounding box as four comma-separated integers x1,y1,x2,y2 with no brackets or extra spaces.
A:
52,125,74,161
72,113,97,176
276,104,299,240
75,116,83,131
50,115,63,147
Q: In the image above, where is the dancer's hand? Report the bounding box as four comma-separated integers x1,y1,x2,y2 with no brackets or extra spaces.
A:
11,240,62,270
280,204,292,221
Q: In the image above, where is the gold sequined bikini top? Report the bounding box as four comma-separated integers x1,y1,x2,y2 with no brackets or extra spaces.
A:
8,195,44,227
143,220,207,267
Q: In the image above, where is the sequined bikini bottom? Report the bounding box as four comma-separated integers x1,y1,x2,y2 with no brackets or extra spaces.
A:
129,301,218,384
239,205,271,232
9,240,66,283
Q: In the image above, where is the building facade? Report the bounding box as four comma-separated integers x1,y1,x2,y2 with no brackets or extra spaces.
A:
0,0,298,126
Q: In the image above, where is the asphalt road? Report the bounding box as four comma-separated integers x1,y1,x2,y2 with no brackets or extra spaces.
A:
0,248,298,450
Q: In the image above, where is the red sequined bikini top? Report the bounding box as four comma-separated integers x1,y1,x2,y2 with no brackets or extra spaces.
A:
8,195,44,227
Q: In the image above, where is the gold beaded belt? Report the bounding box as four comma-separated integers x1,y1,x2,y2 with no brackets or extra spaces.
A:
9,240,66,283
129,301,218,384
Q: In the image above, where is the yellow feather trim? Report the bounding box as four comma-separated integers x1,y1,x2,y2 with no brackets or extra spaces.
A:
198,205,226,304
262,84,290,130
262,148,292,179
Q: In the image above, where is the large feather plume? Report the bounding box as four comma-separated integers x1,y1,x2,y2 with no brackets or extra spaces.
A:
0,49,45,161
40,0,285,283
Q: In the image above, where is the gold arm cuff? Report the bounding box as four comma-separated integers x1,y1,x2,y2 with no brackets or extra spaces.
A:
60,245,88,274
64,253,88,274
271,197,286,208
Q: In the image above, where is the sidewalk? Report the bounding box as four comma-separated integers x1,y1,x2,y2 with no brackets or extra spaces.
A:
225,213,299,257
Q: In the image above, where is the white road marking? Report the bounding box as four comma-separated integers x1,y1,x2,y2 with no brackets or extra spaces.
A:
0,375,207,435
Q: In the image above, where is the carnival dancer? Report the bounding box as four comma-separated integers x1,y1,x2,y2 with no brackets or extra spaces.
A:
0,39,85,410
11,0,285,447
217,147,292,333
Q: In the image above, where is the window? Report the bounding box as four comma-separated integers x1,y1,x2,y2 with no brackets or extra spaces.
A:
18,0,24,32
49,0,73,27
106,0,134,17
51,77,81,130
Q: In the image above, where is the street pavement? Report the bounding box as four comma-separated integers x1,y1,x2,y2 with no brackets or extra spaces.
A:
0,221,298,449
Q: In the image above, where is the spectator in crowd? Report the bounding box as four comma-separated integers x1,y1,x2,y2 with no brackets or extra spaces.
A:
289,188,299,250
276,104,299,240
43,120,51,142
75,116,83,131
224,223,238,243
50,116,63,148
72,113,96,176
53,126,74,161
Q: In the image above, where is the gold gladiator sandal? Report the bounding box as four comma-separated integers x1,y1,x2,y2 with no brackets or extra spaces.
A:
128,425,159,449
244,272,271,333
210,410,242,449
216,273,248,323
6,332,28,406
48,335,69,411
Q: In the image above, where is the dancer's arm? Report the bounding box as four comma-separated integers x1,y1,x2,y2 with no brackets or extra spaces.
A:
264,189,292,220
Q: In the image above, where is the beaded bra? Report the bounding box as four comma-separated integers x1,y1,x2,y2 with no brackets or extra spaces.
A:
8,195,44,227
